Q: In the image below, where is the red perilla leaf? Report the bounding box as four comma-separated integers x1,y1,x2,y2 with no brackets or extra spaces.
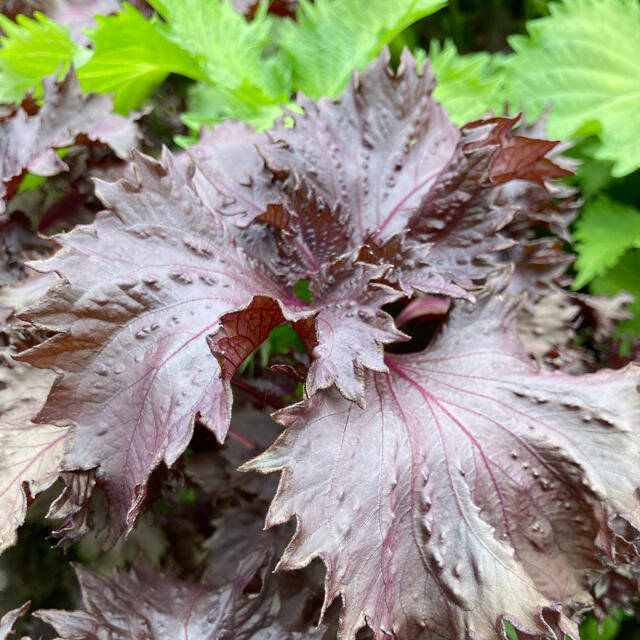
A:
17,149,404,543
13,50,580,560
0,69,142,212
17,149,287,544
0,601,30,640
245,276,640,639
0,350,67,553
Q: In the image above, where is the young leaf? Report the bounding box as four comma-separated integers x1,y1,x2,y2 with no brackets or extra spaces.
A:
508,0,640,176
79,3,205,114
426,39,505,126
0,11,84,103
246,277,640,640
573,196,640,289
262,49,460,244
279,0,447,99
0,351,68,553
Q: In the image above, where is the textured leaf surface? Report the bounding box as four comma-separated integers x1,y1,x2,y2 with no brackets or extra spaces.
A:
247,280,640,640
188,121,281,227
0,70,142,211
263,53,570,297
573,196,640,289
17,51,578,546
508,0,640,176
0,11,82,103
0,350,67,553
279,0,446,98
79,4,204,113
148,0,290,118
517,292,579,365
19,148,404,542
18,150,285,544
263,49,460,244
37,554,324,639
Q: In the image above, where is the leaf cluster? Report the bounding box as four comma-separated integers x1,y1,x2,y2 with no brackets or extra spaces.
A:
419,0,640,348
2,2,640,640
0,0,446,129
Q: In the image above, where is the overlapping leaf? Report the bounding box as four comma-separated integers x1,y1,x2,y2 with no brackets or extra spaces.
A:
262,49,460,243
0,10,82,103
17,150,286,544
426,39,505,126
246,277,640,639
148,0,291,127
261,51,571,295
591,250,640,343
0,350,67,552
17,147,403,544
79,4,204,114
48,0,121,44
37,555,318,639
14,51,577,548
279,0,447,99
573,196,640,289
0,69,142,212
508,0,640,176
37,531,328,640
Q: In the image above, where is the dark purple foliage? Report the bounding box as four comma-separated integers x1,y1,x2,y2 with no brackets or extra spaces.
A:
1,50,639,640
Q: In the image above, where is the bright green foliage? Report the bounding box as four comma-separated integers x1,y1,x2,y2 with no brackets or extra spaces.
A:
78,4,204,114
147,0,290,117
573,196,640,289
181,68,296,131
424,39,505,125
508,0,640,176
580,611,628,640
0,12,84,103
279,0,447,99
591,250,640,344
0,0,447,128
575,155,615,201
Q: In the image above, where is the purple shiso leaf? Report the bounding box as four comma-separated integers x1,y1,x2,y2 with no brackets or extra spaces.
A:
244,274,640,640
188,121,282,228
259,50,573,299
15,149,404,543
0,601,30,640
36,554,326,639
15,149,287,545
0,69,142,212
262,48,460,244
0,350,68,553
12,49,578,546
